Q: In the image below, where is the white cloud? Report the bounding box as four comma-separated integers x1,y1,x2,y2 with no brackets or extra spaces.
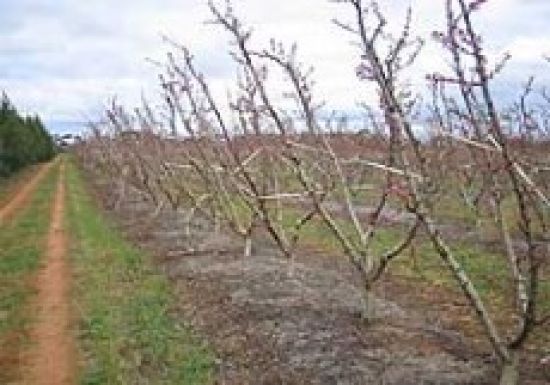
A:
504,37,550,63
1,0,549,133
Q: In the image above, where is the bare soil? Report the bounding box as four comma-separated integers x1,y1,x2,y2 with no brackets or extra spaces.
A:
97,187,512,385
23,163,76,385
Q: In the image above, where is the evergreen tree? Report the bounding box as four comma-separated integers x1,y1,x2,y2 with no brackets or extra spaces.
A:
0,92,56,177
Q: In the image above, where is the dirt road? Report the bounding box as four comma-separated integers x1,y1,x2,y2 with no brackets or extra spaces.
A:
0,162,53,224
24,163,75,385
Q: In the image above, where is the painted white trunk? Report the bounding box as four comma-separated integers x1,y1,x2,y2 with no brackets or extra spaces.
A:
243,235,252,258
184,218,191,238
183,208,196,238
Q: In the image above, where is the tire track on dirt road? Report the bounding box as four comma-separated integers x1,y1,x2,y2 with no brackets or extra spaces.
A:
24,162,76,385
0,162,54,224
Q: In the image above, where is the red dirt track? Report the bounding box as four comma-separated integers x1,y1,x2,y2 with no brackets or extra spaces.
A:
23,162,75,385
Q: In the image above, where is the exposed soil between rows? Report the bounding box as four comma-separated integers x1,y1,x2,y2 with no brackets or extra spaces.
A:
23,163,75,385
95,184,510,385
0,162,53,224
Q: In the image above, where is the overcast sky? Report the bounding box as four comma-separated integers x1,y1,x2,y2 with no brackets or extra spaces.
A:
2,0,550,134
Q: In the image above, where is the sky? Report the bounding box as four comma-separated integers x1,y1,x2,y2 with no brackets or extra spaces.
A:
1,0,550,135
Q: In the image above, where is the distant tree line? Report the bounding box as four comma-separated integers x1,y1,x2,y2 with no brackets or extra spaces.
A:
0,92,56,177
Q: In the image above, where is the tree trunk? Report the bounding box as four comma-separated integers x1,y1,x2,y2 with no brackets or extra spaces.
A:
243,235,252,258
184,218,191,238
213,214,221,234
114,180,126,211
183,208,195,238
500,353,519,385
361,285,376,322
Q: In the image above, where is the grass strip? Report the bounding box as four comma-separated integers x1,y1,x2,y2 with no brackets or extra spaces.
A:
65,160,213,385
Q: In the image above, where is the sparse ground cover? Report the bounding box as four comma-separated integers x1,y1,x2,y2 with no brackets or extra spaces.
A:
278,203,550,356
227,198,550,342
65,160,214,385
81,164,549,384
94,183,495,384
0,162,58,383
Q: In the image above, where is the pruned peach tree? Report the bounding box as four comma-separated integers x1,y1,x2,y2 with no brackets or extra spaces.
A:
75,1,549,384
